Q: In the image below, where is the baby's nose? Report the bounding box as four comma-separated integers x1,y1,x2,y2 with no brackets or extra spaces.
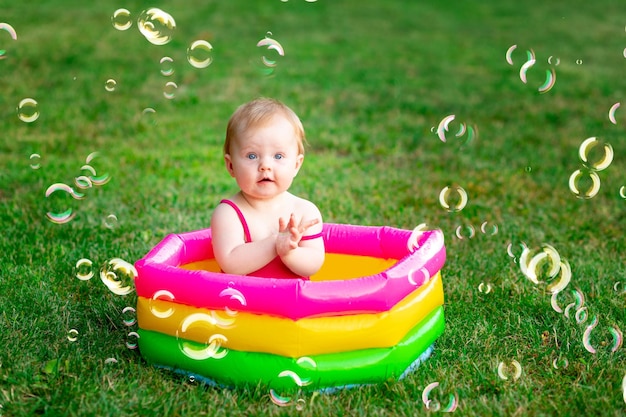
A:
259,157,272,170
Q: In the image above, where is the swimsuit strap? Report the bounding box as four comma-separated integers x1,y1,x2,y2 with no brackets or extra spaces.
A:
301,231,324,241
220,199,252,243
219,199,324,242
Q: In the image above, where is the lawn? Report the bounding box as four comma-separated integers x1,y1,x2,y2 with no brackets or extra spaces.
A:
0,0,625,415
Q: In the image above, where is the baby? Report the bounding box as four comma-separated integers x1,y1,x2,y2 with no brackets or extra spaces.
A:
210,98,325,279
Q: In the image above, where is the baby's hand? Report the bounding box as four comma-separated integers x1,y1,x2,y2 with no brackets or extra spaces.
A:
276,214,319,257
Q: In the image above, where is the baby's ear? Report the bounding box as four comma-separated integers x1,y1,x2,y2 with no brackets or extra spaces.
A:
294,153,304,172
224,154,235,177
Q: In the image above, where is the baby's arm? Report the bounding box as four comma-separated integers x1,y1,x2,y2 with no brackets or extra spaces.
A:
276,207,325,277
211,203,278,275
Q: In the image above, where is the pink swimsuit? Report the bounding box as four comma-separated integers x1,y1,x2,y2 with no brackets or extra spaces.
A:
219,199,323,279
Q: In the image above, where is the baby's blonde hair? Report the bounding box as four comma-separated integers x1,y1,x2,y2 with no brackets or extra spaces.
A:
224,98,306,155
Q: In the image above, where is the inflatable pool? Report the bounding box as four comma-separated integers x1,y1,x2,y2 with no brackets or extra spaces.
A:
134,223,446,391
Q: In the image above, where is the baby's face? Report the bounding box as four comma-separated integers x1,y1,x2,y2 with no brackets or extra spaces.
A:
225,114,304,201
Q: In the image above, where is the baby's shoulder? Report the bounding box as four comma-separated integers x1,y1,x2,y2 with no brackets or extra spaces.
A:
291,194,322,218
211,198,241,221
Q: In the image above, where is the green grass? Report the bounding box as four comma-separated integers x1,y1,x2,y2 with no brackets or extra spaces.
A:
1,0,625,415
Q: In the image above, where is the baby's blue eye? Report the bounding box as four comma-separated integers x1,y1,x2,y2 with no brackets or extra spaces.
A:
274,154,284,160
246,153,257,160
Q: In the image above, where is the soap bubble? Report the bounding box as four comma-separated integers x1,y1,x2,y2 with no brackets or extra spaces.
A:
608,102,620,124
177,317,228,360
163,81,177,99
67,328,79,342
80,164,96,182
137,8,175,45
74,175,92,189
608,326,623,352
44,183,83,224
435,114,477,147
581,316,599,353
506,240,528,263
104,214,118,229
269,364,316,408
75,258,94,281
142,107,156,118
497,360,522,381
455,224,475,240
583,319,622,354
519,244,562,284
421,382,459,412
197,284,244,329
552,356,569,369
537,68,556,93
80,158,110,186
219,286,247,316
547,56,560,66
111,9,132,31
0,22,17,41
519,244,570,293
85,151,98,165
256,32,285,75
105,79,117,92
122,306,137,327
569,168,601,199
126,331,140,349
575,306,589,324
295,399,306,411
407,223,428,252
506,47,556,93
408,267,430,287
269,389,292,407
187,40,213,68
277,369,312,388
29,153,41,169
505,44,518,65
518,49,536,84
296,356,317,370
160,56,174,76
150,290,176,319
0,22,18,60
45,208,74,224
549,259,571,294
99,258,137,296
80,163,97,179
551,287,585,314
17,98,39,123
578,137,613,171
564,301,585,320
480,221,498,236
514,49,557,93
478,282,493,294
439,185,468,212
